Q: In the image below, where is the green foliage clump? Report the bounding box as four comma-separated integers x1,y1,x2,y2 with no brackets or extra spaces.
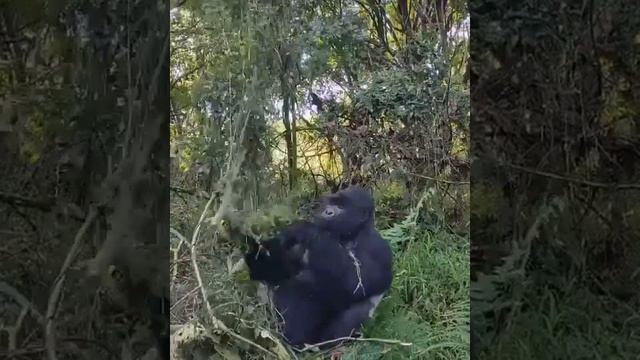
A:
374,181,409,227
470,182,505,222
244,204,298,239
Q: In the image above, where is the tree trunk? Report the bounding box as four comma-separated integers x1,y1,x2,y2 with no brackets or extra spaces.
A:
281,86,296,190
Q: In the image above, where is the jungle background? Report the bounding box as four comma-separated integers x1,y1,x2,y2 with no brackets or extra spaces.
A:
169,0,470,359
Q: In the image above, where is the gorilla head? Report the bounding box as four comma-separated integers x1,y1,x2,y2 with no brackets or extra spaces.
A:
313,186,375,237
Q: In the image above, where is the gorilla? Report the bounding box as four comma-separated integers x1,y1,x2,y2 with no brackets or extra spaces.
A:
244,186,393,349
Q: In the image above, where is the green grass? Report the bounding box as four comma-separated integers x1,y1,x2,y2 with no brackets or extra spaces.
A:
478,286,640,360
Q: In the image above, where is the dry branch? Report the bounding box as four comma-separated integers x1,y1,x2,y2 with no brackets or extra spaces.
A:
0,191,54,211
297,336,412,352
185,116,282,358
504,162,640,190
45,206,97,360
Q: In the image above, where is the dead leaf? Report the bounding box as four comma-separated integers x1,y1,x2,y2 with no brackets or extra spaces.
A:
256,329,291,360
229,257,247,275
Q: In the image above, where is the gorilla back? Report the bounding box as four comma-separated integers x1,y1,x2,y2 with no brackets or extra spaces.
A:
244,221,350,347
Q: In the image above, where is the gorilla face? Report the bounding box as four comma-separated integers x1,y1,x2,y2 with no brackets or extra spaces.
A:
320,203,345,219
314,186,375,236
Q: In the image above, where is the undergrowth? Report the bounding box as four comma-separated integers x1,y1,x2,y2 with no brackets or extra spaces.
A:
170,188,470,360
471,197,640,359
489,287,640,359
472,280,640,360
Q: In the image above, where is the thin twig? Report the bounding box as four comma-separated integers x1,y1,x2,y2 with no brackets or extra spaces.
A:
186,116,279,358
0,282,44,324
170,227,189,293
45,207,97,360
298,336,412,352
0,191,54,211
399,170,470,185
189,190,277,358
0,282,44,351
170,286,199,311
347,251,365,296
504,162,640,190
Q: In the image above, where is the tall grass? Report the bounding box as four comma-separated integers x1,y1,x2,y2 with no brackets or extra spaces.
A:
478,284,640,360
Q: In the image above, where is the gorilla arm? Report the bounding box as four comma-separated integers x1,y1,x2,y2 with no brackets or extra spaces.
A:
244,237,296,286
244,222,313,286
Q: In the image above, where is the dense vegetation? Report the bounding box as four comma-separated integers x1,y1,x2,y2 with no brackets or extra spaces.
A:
471,1,640,359
169,0,470,359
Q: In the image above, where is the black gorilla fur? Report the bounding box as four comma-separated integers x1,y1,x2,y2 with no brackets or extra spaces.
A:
244,186,393,349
